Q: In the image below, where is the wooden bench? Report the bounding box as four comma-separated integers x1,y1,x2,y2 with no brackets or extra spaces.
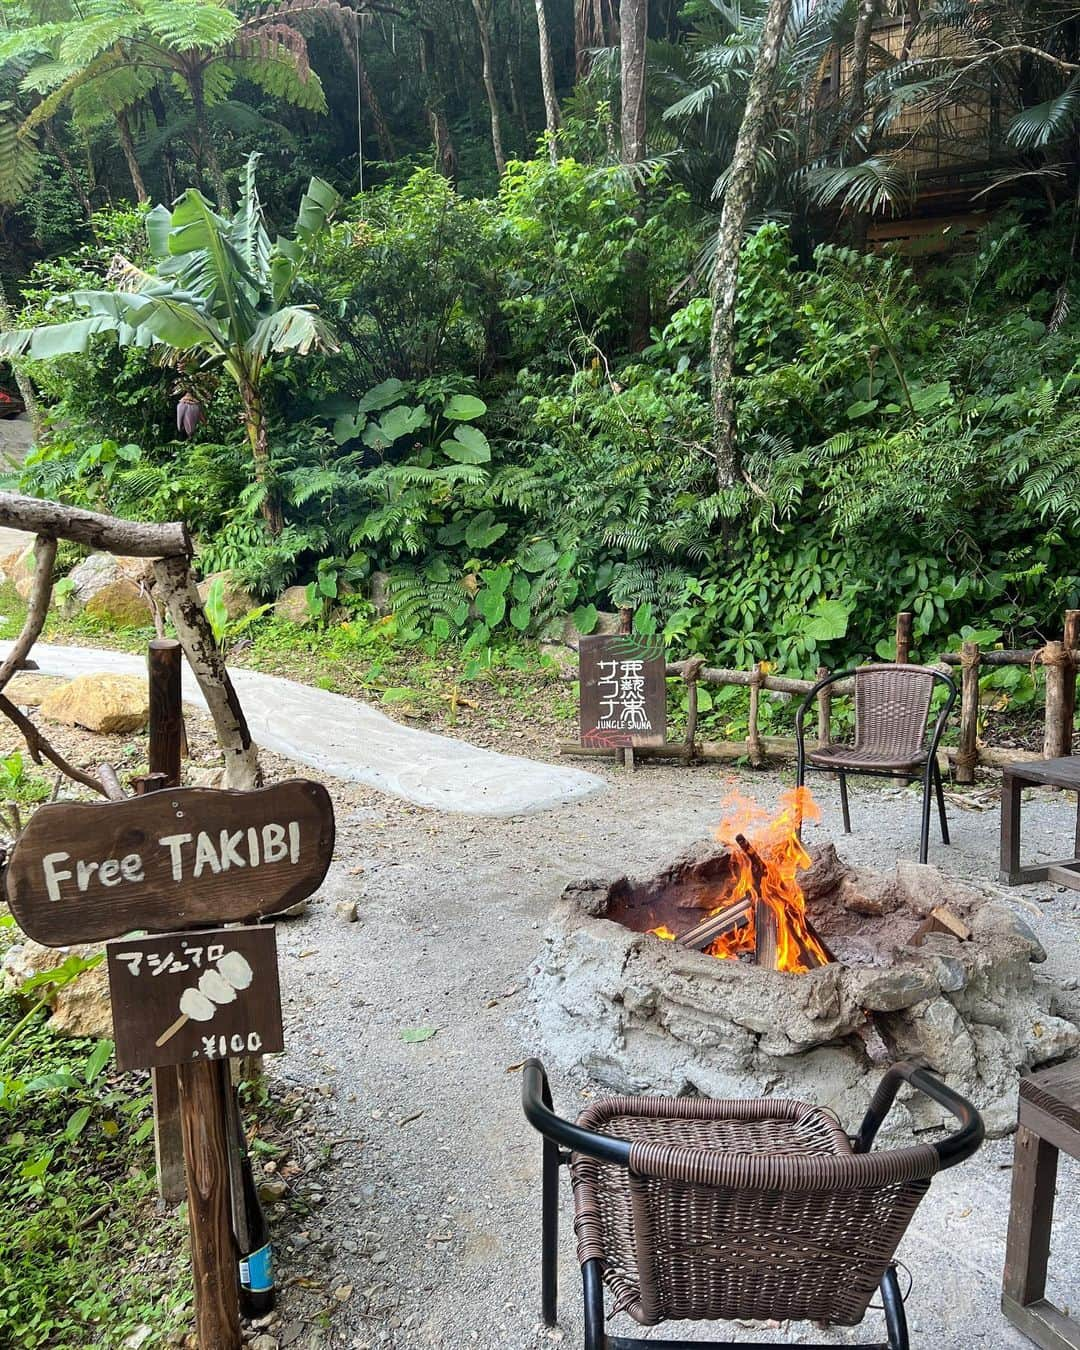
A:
1000,757,1080,888
1003,1062,1080,1349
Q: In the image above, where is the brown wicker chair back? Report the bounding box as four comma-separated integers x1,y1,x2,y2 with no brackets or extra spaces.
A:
853,664,938,763
571,1094,938,1328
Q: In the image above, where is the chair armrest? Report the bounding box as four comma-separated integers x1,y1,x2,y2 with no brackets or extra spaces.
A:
853,1060,983,1168
521,1059,632,1166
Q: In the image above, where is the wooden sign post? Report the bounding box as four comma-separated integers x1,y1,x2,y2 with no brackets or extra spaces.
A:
579,633,666,768
3,779,335,1350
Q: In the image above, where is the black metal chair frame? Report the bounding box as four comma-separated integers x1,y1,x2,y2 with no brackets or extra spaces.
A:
795,666,958,865
522,1059,983,1350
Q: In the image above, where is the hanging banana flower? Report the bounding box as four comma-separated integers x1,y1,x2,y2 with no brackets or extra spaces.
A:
176,392,207,438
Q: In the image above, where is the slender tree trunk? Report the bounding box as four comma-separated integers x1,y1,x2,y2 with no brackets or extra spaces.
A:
847,0,880,250
242,384,283,535
189,67,230,210
356,46,397,161
709,0,794,489
44,126,94,225
534,0,561,163
420,27,458,180
148,86,178,200
114,108,148,203
620,0,650,351
472,0,507,175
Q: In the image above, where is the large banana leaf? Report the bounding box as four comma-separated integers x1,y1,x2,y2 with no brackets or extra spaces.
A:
248,306,338,359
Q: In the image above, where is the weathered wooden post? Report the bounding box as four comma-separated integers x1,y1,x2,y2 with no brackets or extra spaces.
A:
148,638,186,1204
1043,641,1071,760
955,640,981,786
747,663,765,767
896,612,913,664
177,1058,242,1349
683,657,704,763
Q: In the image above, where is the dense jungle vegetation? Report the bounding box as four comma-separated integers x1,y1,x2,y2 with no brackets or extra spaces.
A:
0,0,1077,684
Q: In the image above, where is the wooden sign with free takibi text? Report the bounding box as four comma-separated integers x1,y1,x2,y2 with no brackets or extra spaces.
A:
579,634,667,749
3,780,334,947
107,925,283,1071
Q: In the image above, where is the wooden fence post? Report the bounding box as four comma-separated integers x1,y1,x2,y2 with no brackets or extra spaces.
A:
955,640,981,786
1062,610,1079,757
896,612,913,664
1043,641,1071,760
747,664,765,767
683,657,704,764
148,639,186,1205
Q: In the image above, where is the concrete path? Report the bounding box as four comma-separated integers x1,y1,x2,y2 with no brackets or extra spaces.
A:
1,641,605,816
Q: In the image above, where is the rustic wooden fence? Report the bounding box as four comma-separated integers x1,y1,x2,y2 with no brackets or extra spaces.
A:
561,609,1080,779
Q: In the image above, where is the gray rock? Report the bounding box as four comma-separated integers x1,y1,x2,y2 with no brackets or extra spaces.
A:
257,1177,288,1203
850,962,940,1012
335,899,359,923
370,570,392,615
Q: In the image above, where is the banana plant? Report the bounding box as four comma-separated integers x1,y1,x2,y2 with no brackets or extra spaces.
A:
0,155,341,534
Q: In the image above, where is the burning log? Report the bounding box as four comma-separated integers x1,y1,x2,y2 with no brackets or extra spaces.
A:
753,896,778,969
676,896,752,951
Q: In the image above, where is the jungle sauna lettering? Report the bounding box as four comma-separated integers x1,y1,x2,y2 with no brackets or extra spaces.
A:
3,778,336,1350
579,634,666,751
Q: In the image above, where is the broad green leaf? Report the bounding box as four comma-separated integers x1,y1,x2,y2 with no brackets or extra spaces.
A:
465,511,507,550
845,399,878,419
475,588,506,627
84,1040,113,1085
481,565,511,594
519,540,557,573
443,424,490,464
357,378,405,413
332,412,366,445
509,603,531,631
24,1071,79,1094
64,1106,92,1141
400,1026,438,1043
572,603,598,635
803,599,850,642
908,381,952,414
443,394,486,421
511,574,532,603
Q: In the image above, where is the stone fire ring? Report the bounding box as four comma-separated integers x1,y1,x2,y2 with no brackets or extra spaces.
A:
528,844,1080,1137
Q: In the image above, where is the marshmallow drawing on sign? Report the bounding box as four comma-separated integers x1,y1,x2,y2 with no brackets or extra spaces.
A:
155,951,255,1047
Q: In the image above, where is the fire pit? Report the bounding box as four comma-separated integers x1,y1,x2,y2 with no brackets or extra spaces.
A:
529,791,1080,1136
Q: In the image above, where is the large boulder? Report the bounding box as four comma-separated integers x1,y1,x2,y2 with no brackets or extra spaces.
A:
61,553,154,624
4,673,69,707
39,672,149,734
2,940,112,1039
198,570,257,623
274,585,312,625
0,541,40,601
544,611,624,651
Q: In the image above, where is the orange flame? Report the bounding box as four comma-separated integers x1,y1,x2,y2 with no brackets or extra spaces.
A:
648,787,829,974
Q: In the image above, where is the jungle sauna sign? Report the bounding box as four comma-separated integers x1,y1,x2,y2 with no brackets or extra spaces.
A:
579,633,666,750
3,779,335,1349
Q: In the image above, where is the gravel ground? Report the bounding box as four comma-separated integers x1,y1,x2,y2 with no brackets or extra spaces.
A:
4,691,1079,1349
250,758,1080,1350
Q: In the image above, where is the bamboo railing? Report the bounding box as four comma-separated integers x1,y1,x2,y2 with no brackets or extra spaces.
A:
561,609,1080,777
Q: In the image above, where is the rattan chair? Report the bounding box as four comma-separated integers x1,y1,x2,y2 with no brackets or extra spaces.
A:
522,1059,983,1350
795,664,957,864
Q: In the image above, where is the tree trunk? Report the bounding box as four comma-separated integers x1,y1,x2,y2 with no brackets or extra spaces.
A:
189,66,230,210
44,126,94,225
847,0,880,250
472,0,507,175
709,0,794,489
148,86,177,201
355,46,397,161
420,27,458,180
534,0,561,163
114,108,148,203
241,385,283,535
620,0,650,351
